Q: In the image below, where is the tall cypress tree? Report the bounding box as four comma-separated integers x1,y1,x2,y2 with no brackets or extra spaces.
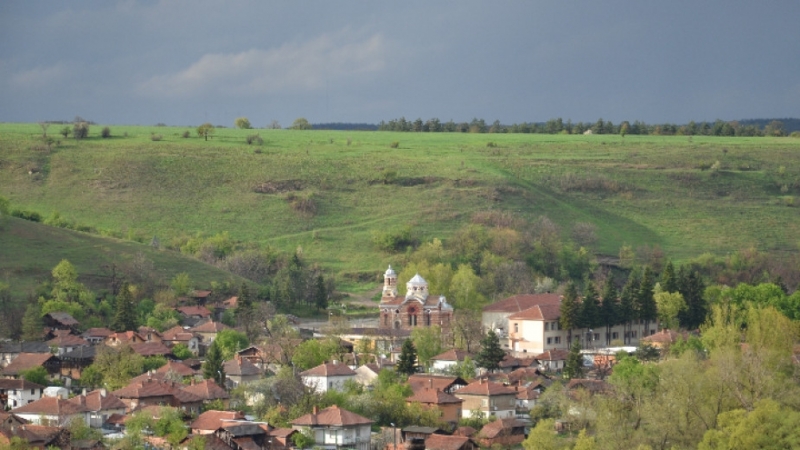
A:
21,302,43,341
580,279,601,347
314,275,328,311
564,339,584,380
203,340,225,385
637,267,657,336
396,339,418,376
560,282,579,345
678,267,706,330
661,261,678,293
111,282,137,332
600,275,618,346
619,271,639,344
476,329,506,373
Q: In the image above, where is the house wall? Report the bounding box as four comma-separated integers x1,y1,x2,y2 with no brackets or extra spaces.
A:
302,374,355,393
507,319,657,356
296,425,372,450
1,386,43,409
457,394,516,419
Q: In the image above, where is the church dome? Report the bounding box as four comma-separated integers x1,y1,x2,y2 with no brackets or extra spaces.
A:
385,265,397,277
408,273,426,285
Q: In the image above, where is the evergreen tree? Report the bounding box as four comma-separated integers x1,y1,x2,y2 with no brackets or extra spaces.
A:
314,275,328,311
203,340,225,386
21,302,43,341
396,339,417,376
600,274,618,346
619,271,639,344
559,282,579,345
580,279,601,347
637,267,657,336
564,339,584,379
661,261,678,293
111,282,137,332
235,283,256,339
476,329,506,373
677,267,707,330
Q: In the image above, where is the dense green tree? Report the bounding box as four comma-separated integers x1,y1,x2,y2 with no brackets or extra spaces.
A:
396,339,418,376
19,366,48,385
660,260,678,293
314,274,328,311
475,329,506,372
653,287,686,331
677,267,707,329
21,302,43,341
559,282,580,345
522,419,561,450
411,326,443,370
203,340,225,385
234,117,252,129
291,338,343,371
564,339,584,380
637,267,657,335
235,283,258,340
619,272,638,343
290,117,312,130
171,343,193,360
698,399,800,450
214,329,249,360
110,282,137,332
600,275,619,345
580,280,601,344
88,345,145,390
196,122,215,140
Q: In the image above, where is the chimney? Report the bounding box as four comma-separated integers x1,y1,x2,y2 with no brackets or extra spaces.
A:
312,405,319,415
332,359,338,365
100,388,107,398
82,388,87,396
429,378,433,389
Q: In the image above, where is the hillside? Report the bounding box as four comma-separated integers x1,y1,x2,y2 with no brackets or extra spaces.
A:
1,123,799,284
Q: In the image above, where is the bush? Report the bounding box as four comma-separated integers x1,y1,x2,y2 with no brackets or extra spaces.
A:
73,122,90,140
486,141,497,147
235,117,252,129
101,127,111,138
389,141,399,148
371,226,418,252
151,134,163,142
285,191,317,216
59,126,71,138
11,209,42,222
182,130,190,138
790,131,800,138
246,134,263,145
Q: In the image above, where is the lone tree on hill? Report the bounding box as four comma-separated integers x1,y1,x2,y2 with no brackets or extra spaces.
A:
290,117,312,130
234,117,252,129
196,123,215,141
396,339,418,376
476,329,506,373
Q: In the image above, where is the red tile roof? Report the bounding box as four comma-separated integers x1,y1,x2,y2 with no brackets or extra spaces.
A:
483,294,561,313
190,321,230,333
408,375,467,393
640,329,681,344
182,379,229,401
477,418,527,439
12,396,89,416
130,342,173,357
406,387,463,405
535,349,569,361
83,328,113,338
106,331,145,343
425,434,473,450
431,349,473,362
508,304,562,321
156,360,198,377
190,410,245,431
1,353,56,376
291,405,373,426
0,379,45,390
299,362,356,377
224,357,262,377
113,378,204,404
47,334,89,348
176,306,212,317
68,389,126,411
454,380,516,397
453,426,476,437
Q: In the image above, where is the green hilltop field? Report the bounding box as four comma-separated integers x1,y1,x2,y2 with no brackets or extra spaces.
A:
1,123,799,292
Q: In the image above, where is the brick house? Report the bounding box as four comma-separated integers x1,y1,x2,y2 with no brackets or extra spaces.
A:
453,379,517,419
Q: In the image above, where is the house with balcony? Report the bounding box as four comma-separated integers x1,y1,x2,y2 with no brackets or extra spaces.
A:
291,405,373,450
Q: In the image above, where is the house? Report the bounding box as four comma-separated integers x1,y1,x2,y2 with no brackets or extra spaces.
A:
408,375,468,395
175,306,212,327
112,378,204,414
190,289,213,305
640,329,684,350
190,410,246,434
160,326,200,355
57,345,96,385
43,312,80,332
82,328,113,345
46,334,90,356
182,434,232,450
11,396,90,426
406,387,463,424
104,331,146,348
514,384,541,414
0,342,51,369
475,418,527,447
379,267,454,333
424,434,478,450
67,389,126,428
498,354,538,373
353,364,382,386
269,427,299,450
300,361,356,393
137,327,163,343
129,360,197,384
402,426,447,449
0,379,45,409
190,321,229,344
214,421,271,450
0,424,71,449
291,405,373,450
182,379,230,408
453,379,517,419
0,411,28,430
1,352,60,380
430,349,473,374
482,294,562,338
224,355,262,388
535,349,569,372
129,342,174,358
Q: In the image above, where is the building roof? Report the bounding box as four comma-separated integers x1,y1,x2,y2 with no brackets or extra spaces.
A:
300,361,356,377
44,312,79,326
190,321,230,333
12,396,90,416
57,345,97,361
0,379,45,390
408,375,468,393
425,434,473,450
452,426,476,437
0,341,51,354
190,410,246,431
183,434,231,450
68,389,126,412
514,385,540,401
454,380,517,397
129,342,173,357
640,329,682,344
535,349,569,361
82,328,113,339
477,418,527,439
483,294,561,313
430,349,472,362
176,306,212,317
507,303,562,321
0,424,64,446
182,379,229,401
113,378,204,404
499,355,538,369
291,405,373,426
106,331,145,343
224,356,262,377
46,334,89,348
1,353,57,376
406,387,463,405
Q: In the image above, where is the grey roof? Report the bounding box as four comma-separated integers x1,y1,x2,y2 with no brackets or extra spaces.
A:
0,342,51,354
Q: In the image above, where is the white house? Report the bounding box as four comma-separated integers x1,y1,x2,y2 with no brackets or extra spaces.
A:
0,379,45,409
291,405,373,450
300,361,356,393
11,396,90,426
67,389,127,428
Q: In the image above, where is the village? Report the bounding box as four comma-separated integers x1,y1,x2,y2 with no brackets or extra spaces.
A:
0,266,675,450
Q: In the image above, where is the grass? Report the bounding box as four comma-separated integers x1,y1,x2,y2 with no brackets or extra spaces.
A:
2,123,800,290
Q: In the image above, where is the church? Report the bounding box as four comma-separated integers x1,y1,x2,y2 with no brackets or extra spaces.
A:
378,265,454,332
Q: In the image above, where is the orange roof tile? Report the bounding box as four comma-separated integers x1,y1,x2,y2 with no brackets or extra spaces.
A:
190,410,245,431
2,353,57,376
291,405,372,426
483,294,561,313
68,389,126,411
425,434,472,450
182,379,229,401
454,380,516,397
406,387,463,405
12,397,89,416
299,362,356,377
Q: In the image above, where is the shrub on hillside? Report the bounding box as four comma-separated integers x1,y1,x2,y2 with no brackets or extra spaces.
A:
11,209,42,222
101,127,111,138
285,191,317,216
151,134,163,141
389,141,399,148
182,130,190,138
73,122,90,140
370,226,418,253
246,134,263,145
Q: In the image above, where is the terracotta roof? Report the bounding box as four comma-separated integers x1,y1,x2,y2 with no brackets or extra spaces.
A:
105,413,128,425
431,349,472,362
270,427,297,438
1,424,63,445
156,360,197,377
0,379,45,390
190,410,245,431
160,325,195,342
408,375,467,393
406,387,463,405
452,426,476,437
182,379,229,401
224,357,262,377
47,334,89,348
183,434,231,450
535,349,569,361
506,367,545,384
454,380,516,397
82,328,113,338
176,306,212,317
640,329,681,344
483,294,561,313
190,321,230,333
508,304,562,321
106,331,145,343
425,434,472,450
130,342,173,357
12,396,89,416
44,312,79,326
291,405,373,426
515,385,540,401
68,389,126,411
113,378,204,404
2,353,56,376
300,362,356,377
477,418,527,439
223,296,238,309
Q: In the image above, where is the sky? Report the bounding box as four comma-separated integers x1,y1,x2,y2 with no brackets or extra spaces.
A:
1,1,799,127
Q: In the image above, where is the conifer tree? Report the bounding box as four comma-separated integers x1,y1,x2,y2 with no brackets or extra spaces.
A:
21,302,43,341
677,267,706,330
600,274,619,346
637,267,657,336
396,339,418,376
111,282,137,332
203,340,225,385
580,279,601,347
235,283,256,339
661,260,678,293
564,339,584,380
619,272,639,344
476,329,506,373
559,282,579,345
314,275,328,311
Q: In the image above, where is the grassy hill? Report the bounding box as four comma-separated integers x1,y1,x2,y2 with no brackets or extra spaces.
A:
2,123,799,287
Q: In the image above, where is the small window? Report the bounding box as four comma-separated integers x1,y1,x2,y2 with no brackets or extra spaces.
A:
545,322,549,331
612,332,619,339
546,337,552,344
554,336,561,344
594,333,600,341
514,323,519,333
